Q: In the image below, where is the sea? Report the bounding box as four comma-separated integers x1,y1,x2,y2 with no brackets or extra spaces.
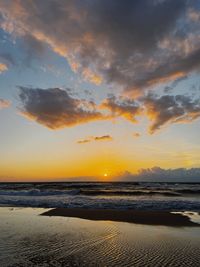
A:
0,182,200,211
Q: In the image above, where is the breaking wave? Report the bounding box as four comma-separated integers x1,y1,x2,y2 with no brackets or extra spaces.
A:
0,182,199,211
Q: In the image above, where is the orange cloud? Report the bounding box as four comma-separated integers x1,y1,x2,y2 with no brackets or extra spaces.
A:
101,95,141,123
82,68,102,85
0,98,11,109
0,63,8,73
146,71,186,88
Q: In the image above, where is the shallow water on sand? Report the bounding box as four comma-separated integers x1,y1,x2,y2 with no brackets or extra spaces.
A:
0,207,200,267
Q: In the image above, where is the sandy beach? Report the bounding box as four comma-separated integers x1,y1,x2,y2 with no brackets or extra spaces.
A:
0,207,200,267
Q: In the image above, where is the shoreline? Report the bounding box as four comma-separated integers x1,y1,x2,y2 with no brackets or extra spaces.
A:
41,208,200,227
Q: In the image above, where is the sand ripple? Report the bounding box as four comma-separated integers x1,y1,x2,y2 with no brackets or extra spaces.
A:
0,208,200,267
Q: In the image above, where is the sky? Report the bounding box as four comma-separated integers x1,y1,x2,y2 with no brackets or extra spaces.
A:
0,0,200,181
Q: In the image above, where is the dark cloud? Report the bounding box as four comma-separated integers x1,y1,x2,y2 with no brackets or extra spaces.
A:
77,135,112,144
0,98,11,109
138,166,200,182
117,167,200,182
143,94,200,133
18,87,105,129
19,34,49,66
101,93,200,133
2,0,200,93
135,48,200,91
101,95,141,123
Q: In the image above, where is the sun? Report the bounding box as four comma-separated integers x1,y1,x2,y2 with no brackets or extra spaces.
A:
104,173,108,177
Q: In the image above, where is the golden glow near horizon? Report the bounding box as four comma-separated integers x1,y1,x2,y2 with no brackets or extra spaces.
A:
1,129,200,181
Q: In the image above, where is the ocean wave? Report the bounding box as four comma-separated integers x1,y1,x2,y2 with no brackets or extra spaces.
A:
0,182,200,211
0,196,199,211
0,189,80,196
79,190,181,197
175,189,200,194
0,188,200,197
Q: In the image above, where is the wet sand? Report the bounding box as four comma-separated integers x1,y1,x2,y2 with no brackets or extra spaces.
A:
42,208,200,227
0,207,200,266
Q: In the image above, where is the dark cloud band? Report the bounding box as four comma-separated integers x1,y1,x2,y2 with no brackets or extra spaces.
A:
1,0,200,93
17,86,200,133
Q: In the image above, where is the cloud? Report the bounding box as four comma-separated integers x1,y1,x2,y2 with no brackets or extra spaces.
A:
143,94,200,133
1,0,200,94
0,98,11,109
17,86,145,129
0,52,15,66
18,34,50,67
17,86,200,133
117,167,200,182
0,62,8,73
188,8,200,22
101,93,200,133
18,87,105,129
133,132,141,138
164,76,188,93
2,1,200,133
137,166,200,182
77,135,112,144
0,52,16,73
101,95,141,123
77,139,91,144
94,135,112,141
